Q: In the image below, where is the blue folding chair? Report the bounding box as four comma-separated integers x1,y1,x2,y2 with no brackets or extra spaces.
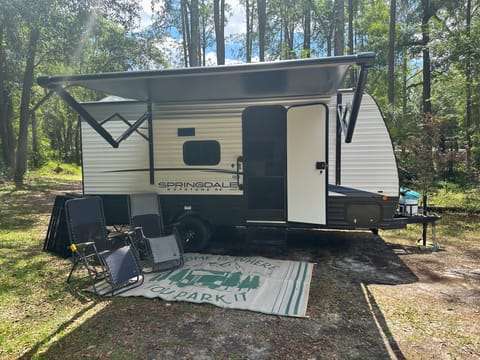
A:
128,193,184,272
65,196,144,296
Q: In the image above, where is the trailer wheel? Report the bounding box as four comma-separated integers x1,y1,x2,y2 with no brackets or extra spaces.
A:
178,216,210,252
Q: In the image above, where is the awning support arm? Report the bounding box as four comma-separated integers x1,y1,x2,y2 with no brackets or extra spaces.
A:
100,112,149,142
51,86,150,148
336,53,374,143
344,62,370,143
147,101,155,185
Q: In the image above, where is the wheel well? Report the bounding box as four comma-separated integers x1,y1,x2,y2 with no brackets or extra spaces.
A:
174,212,214,236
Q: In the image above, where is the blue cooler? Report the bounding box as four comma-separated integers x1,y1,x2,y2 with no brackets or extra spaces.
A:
399,187,420,216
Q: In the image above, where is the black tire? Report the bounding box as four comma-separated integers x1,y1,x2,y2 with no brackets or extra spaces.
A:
178,216,210,252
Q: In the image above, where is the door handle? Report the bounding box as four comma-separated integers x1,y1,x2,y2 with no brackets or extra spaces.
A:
236,156,244,190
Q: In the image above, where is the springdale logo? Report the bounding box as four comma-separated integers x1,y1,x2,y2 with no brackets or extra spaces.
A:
158,181,238,192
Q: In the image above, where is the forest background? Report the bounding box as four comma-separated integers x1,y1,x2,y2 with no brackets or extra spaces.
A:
0,0,479,194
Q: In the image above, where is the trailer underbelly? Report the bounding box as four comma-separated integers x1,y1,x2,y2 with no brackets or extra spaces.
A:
95,193,398,231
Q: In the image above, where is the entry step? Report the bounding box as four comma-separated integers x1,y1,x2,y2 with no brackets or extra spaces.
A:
241,226,287,245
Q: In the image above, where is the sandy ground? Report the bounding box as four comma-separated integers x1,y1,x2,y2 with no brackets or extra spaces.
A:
36,223,480,360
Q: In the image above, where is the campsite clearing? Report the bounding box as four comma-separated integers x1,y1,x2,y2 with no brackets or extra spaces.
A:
0,177,479,359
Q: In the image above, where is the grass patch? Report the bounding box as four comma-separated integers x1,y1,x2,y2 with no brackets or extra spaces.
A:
29,161,82,179
382,211,480,248
428,182,480,212
0,173,86,359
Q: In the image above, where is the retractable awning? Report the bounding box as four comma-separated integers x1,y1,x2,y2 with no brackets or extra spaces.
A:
37,53,375,104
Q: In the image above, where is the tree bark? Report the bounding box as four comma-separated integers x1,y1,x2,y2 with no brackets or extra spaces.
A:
421,12,431,114
201,0,207,66
14,27,40,185
214,0,225,65
258,0,266,62
347,0,355,85
246,0,252,62
0,25,16,169
31,111,40,168
189,0,201,67
334,0,344,56
181,0,191,67
388,0,397,112
0,90,15,169
465,0,472,173
303,5,311,58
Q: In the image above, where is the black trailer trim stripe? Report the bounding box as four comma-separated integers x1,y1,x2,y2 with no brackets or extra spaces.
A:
104,168,240,175
328,184,391,197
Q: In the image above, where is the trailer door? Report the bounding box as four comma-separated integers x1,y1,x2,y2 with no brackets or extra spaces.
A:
242,106,286,221
287,104,327,224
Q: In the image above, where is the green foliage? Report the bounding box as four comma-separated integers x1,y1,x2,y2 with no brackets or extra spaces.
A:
29,161,82,178
429,182,480,213
472,146,480,168
397,112,470,190
355,0,390,63
0,0,479,187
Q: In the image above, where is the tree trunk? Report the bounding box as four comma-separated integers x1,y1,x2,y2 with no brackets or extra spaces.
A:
181,0,190,67
14,27,39,185
31,111,40,168
246,0,251,62
214,0,225,65
421,6,431,114
258,0,266,62
387,0,396,114
334,0,344,56
0,90,15,169
75,116,81,164
189,0,201,67
347,0,353,55
284,20,295,59
347,0,355,85
402,52,407,127
201,0,207,66
303,5,311,58
465,0,472,173
0,25,16,170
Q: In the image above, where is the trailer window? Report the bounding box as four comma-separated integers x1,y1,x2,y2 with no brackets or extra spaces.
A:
183,140,221,166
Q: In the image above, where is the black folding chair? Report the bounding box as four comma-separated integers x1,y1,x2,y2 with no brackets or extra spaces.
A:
128,193,184,272
65,196,144,296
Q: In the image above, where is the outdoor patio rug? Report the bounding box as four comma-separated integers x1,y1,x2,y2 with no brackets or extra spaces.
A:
93,253,314,317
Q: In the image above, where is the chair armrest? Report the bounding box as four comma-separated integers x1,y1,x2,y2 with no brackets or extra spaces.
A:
124,227,146,253
70,241,95,252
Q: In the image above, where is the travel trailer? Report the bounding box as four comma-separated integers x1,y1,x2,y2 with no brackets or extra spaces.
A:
38,52,402,251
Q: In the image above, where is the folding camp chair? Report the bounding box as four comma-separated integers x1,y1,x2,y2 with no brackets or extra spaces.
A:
65,196,144,296
128,193,184,272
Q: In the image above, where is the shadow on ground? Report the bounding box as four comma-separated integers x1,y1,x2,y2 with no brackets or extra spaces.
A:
29,229,418,359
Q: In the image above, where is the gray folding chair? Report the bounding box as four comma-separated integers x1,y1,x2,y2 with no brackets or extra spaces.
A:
128,193,184,272
65,196,144,296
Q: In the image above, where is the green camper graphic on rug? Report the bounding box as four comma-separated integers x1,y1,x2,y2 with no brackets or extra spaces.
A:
150,268,261,291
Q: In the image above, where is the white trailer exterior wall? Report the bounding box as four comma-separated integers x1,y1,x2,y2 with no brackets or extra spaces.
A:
82,93,398,200
328,93,398,197
81,101,155,194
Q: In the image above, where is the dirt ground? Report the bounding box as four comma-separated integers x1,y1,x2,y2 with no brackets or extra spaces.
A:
35,216,480,360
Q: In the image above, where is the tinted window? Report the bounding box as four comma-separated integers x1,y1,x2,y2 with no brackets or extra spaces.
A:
183,141,220,166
